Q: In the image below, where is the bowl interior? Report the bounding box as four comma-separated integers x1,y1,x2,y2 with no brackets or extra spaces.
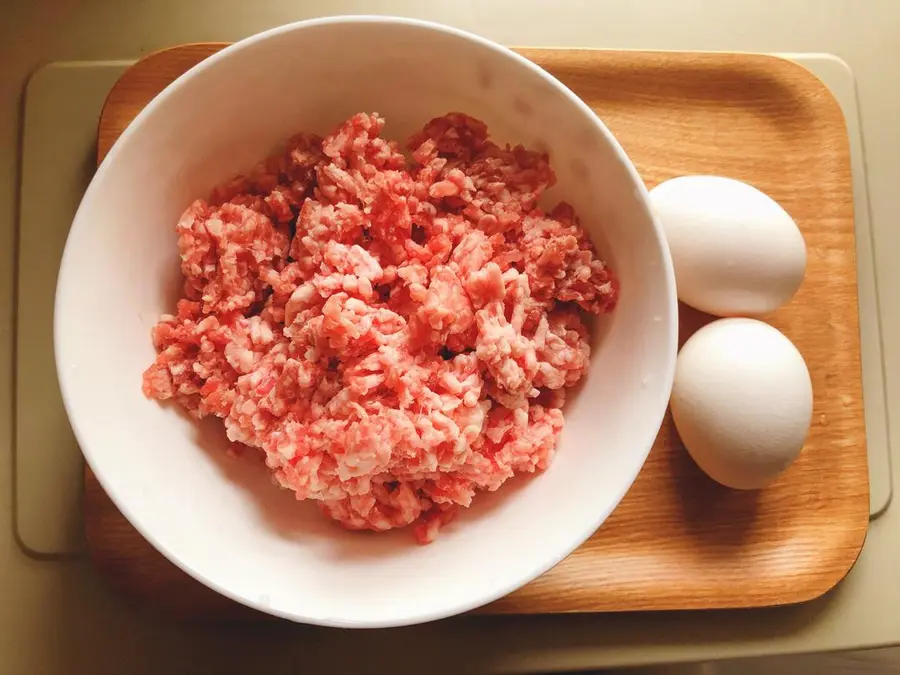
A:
55,18,676,627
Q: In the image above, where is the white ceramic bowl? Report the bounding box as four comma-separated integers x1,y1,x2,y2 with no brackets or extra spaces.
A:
55,16,677,627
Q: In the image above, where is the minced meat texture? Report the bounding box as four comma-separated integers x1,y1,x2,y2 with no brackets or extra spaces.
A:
142,112,618,543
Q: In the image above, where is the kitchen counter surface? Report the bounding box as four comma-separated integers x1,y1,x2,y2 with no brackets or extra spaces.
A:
2,1,899,673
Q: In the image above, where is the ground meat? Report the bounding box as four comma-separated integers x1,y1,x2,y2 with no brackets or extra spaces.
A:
177,201,290,314
143,112,618,543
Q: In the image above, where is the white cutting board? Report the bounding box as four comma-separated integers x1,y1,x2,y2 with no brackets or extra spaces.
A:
14,54,891,557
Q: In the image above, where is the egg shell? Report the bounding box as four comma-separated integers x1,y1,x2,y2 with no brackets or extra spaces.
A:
670,318,813,490
650,175,807,317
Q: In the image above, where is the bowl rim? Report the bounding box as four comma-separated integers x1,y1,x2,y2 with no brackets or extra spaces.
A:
54,14,678,628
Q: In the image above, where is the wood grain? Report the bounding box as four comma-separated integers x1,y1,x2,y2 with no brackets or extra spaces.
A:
87,45,869,618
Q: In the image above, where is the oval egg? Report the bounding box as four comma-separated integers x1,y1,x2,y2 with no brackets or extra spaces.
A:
670,318,813,490
650,175,807,317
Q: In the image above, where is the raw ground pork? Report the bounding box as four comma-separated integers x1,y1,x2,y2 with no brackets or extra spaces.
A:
142,112,618,543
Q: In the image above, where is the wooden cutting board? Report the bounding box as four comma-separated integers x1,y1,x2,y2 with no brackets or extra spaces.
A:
85,44,868,618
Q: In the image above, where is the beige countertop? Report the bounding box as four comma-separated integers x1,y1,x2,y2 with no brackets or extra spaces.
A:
3,1,900,673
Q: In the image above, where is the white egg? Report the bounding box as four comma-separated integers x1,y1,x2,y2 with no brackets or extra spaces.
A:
670,318,813,490
650,175,807,316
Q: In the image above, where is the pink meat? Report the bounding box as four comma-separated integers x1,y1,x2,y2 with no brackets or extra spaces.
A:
177,201,290,314
142,111,619,543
